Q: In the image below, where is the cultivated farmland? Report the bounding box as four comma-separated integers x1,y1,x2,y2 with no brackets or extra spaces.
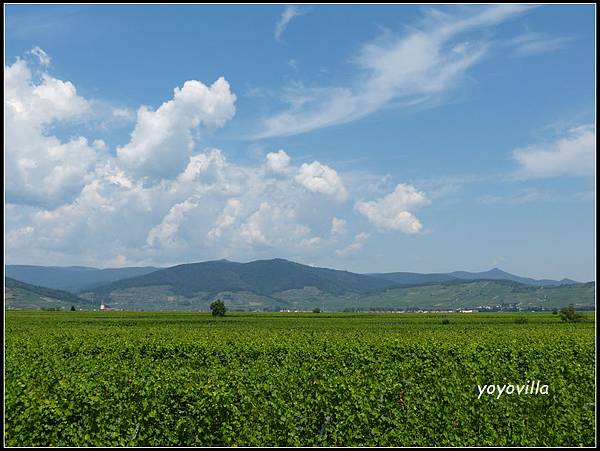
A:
4,311,596,446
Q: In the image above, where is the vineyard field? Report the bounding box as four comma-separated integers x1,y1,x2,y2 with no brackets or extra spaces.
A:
4,311,596,446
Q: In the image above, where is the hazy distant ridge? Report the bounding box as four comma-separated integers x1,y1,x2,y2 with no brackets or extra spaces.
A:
5,265,161,293
369,267,580,287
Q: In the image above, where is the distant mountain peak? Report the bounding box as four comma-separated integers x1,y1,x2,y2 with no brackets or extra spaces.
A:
490,268,514,277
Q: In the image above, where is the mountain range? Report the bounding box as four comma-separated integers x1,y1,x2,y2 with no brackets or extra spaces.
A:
6,260,582,294
369,268,579,287
4,259,594,312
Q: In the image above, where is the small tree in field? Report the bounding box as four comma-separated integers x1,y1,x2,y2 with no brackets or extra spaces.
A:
559,304,584,323
70,305,76,311
313,307,321,313
210,299,226,317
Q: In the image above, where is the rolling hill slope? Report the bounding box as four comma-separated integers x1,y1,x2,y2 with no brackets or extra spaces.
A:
5,265,161,293
307,279,596,312
5,277,96,310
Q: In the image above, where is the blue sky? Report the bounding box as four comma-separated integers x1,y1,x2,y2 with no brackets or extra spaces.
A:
4,4,596,281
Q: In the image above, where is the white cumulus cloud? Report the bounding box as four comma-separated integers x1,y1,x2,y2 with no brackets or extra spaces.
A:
295,161,348,201
5,57,97,208
265,149,291,174
354,184,430,233
331,217,347,236
208,199,244,240
513,124,596,178
239,202,310,247
117,78,236,181
146,197,200,248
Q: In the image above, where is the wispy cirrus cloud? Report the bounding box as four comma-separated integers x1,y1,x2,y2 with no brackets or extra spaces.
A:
335,232,369,257
479,189,595,205
28,46,51,66
508,31,574,57
256,4,534,138
274,5,307,42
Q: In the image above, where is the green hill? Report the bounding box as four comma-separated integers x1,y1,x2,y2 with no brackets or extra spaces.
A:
5,265,160,293
5,277,95,310
302,279,596,311
90,258,397,299
77,259,595,312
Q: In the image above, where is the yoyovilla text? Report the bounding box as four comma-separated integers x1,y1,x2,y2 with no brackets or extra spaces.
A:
477,381,549,399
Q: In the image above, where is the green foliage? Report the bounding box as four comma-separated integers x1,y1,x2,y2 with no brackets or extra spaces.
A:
441,318,450,325
514,317,528,324
5,311,595,446
313,307,321,313
70,306,76,311
210,299,226,317
559,304,585,323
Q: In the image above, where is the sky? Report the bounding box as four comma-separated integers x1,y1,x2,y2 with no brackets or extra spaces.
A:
4,4,596,281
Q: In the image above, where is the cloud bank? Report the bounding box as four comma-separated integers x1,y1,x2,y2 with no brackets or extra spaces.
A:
5,51,430,267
